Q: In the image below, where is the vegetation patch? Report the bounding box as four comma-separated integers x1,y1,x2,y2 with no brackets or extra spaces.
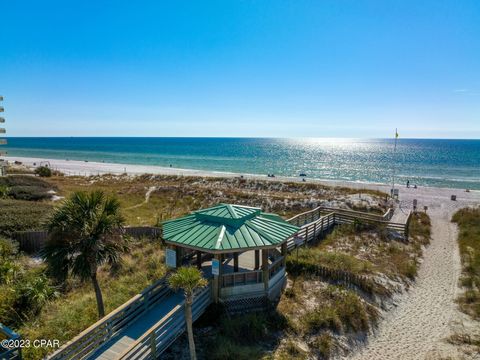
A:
452,207,480,319
0,199,53,237
189,309,288,360
8,239,165,360
47,174,387,225
0,175,56,201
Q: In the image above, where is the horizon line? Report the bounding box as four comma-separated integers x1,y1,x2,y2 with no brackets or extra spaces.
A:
3,136,480,140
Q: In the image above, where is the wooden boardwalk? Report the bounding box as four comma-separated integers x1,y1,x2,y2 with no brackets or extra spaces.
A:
46,205,410,360
89,292,184,359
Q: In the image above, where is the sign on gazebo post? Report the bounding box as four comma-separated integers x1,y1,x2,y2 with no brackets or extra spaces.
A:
165,248,177,268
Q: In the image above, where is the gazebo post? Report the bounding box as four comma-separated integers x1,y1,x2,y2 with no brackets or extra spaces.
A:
254,250,260,270
213,253,222,303
262,249,269,292
281,242,287,267
175,246,182,267
196,251,202,269
233,253,239,272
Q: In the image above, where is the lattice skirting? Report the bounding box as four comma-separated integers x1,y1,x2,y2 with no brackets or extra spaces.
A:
223,294,269,314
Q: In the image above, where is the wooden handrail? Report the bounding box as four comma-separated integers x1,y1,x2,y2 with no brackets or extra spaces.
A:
117,304,183,360
117,284,212,360
287,206,393,222
48,278,168,359
0,323,20,340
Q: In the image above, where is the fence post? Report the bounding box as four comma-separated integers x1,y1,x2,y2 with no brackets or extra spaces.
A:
150,331,157,357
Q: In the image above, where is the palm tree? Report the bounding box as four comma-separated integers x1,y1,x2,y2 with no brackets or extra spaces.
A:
168,266,207,360
43,190,128,318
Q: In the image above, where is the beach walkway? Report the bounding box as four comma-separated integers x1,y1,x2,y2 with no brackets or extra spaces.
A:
348,187,480,360
89,292,184,359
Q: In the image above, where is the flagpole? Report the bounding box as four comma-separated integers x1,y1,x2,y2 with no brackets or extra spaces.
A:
391,128,398,198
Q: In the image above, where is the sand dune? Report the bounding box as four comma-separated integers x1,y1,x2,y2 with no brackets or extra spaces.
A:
5,155,480,359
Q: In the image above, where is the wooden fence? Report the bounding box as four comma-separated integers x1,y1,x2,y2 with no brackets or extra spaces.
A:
286,261,385,295
0,323,21,360
13,227,161,254
117,284,212,360
48,279,170,360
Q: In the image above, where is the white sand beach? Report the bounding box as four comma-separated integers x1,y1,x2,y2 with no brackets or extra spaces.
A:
4,155,480,359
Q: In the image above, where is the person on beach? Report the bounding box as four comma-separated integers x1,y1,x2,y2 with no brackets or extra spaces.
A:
407,180,410,188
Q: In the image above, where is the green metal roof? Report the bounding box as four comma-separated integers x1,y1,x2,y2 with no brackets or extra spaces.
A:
162,204,300,253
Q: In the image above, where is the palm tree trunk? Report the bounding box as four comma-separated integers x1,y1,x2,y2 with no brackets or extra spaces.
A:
91,273,105,318
185,296,197,360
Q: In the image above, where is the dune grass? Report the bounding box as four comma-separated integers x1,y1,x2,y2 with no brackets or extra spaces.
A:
189,308,288,360
452,207,480,320
47,174,387,225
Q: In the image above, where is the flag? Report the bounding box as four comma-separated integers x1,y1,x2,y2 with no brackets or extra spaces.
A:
395,129,399,138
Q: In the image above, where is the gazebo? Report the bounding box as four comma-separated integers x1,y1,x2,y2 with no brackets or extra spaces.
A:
162,204,300,304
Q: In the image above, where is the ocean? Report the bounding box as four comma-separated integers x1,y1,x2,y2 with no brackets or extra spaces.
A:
3,138,480,190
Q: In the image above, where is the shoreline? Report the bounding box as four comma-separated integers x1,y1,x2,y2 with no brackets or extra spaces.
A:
4,156,479,196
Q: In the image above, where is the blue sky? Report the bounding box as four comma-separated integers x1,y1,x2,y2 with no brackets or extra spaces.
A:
1,1,479,138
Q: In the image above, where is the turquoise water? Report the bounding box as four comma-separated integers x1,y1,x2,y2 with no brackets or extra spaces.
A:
3,138,480,190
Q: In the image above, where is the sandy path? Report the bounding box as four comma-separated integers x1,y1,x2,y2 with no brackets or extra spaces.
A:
125,186,157,210
348,191,480,360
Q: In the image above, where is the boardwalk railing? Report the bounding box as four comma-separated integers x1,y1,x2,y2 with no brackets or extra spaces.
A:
220,256,285,288
287,206,393,227
0,323,21,360
285,211,336,251
48,279,170,360
222,270,263,287
286,206,410,244
117,284,212,360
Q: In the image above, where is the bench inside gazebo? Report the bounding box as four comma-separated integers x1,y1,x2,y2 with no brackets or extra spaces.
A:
162,204,300,305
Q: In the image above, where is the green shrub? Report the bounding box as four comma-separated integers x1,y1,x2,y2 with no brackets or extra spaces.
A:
398,259,417,280
14,272,58,316
35,166,52,177
7,185,52,201
280,340,307,359
333,290,374,332
0,175,55,201
219,313,268,345
0,185,9,198
303,306,342,333
210,336,262,360
312,332,333,358
0,199,53,237
0,237,18,260
288,249,372,276
0,238,21,285
301,286,378,335
409,212,431,243
0,259,21,285
0,284,18,325
0,175,53,189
